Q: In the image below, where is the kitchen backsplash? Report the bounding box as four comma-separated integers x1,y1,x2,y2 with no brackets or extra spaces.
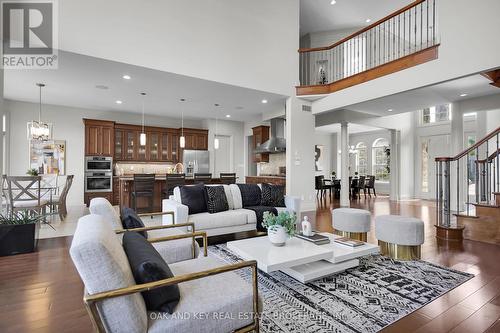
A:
115,162,174,176
258,153,285,175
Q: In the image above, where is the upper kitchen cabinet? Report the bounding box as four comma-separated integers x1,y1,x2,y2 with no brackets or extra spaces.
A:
182,128,208,150
252,125,269,163
84,119,115,156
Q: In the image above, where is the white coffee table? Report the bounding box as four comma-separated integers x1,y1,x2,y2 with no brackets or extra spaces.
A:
227,233,379,283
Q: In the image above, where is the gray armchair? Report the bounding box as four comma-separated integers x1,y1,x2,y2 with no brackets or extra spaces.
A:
70,214,259,333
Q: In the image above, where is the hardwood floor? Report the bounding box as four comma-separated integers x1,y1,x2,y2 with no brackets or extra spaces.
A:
1,196,499,332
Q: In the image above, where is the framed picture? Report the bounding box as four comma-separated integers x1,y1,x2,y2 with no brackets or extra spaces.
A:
315,145,324,171
29,140,66,175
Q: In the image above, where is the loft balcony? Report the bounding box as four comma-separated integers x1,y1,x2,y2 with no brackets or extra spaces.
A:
297,0,440,96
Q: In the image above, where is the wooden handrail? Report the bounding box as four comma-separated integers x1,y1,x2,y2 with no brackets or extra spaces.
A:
298,0,426,53
435,126,500,162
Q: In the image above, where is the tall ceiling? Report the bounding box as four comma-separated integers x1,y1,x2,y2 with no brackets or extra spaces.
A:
300,0,413,36
4,51,286,122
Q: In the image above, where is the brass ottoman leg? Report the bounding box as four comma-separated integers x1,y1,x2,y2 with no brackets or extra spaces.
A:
378,240,421,260
334,230,368,242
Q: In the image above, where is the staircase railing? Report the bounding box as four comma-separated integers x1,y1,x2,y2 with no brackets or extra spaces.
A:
435,126,500,228
298,0,438,88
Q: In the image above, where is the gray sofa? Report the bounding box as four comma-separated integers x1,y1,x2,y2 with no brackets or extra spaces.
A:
70,214,259,333
162,184,301,236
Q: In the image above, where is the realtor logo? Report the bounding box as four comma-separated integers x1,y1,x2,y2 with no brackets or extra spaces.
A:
1,0,58,69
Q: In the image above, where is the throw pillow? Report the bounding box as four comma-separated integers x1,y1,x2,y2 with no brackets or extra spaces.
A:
122,232,180,314
237,184,262,207
179,184,207,214
121,207,147,238
261,183,286,207
204,186,229,214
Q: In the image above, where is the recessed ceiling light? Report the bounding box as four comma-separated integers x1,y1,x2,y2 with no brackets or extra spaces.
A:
387,108,393,112
180,98,186,101
459,93,468,97
115,100,123,104
261,99,268,104
236,106,244,110
225,114,231,118
365,19,371,23
122,75,131,80
330,0,336,4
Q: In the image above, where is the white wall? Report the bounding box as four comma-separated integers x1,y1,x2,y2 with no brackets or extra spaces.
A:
59,0,300,96
5,100,203,206
313,0,500,114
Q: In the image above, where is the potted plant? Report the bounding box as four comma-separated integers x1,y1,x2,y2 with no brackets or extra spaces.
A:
0,212,42,256
262,211,297,247
26,168,39,176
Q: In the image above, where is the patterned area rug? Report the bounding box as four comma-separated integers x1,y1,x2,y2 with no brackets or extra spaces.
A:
208,244,473,333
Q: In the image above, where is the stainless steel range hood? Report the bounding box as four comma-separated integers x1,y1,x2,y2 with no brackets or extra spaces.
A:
255,118,286,154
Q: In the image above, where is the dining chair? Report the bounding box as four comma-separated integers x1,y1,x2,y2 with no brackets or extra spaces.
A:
358,176,366,196
219,172,236,185
364,175,377,196
131,174,155,213
315,175,331,198
3,175,48,218
194,173,212,184
162,173,186,199
48,175,74,220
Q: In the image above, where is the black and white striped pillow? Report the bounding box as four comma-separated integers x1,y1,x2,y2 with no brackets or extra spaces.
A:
204,186,229,214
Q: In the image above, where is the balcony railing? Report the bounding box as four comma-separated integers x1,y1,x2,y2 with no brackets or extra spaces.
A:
298,0,438,94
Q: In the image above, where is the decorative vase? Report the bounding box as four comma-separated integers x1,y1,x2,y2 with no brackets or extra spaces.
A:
268,226,288,247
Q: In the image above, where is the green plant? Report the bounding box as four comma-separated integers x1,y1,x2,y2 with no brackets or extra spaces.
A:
262,211,297,237
26,168,39,176
0,212,42,225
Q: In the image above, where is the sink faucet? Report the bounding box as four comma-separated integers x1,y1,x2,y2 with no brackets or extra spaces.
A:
173,163,184,174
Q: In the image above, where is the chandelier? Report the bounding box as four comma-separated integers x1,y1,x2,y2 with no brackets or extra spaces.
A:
27,83,52,141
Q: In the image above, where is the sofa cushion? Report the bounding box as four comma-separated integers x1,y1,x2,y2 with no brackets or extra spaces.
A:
148,228,199,263
189,210,247,230
236,209,257,224
237,184,262,207
204,185,229,214
180,184,207,214
148,256,254,333
229,184,243,209
70,215,148,333
261,183,286,207
123,232,180,314
121,207,147,238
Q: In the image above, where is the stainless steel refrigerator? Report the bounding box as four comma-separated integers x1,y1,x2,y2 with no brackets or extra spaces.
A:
182,150,210,176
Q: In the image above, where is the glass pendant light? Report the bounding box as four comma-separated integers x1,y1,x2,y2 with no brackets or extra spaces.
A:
139,92,146,146
214,103,220,150
27,83,52,141
179,99,185,148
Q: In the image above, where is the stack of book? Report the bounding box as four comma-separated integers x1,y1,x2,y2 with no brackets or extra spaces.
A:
296,233,330,245
334,237,365,247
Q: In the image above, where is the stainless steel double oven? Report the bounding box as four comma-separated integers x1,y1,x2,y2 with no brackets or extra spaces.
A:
85,156,113,192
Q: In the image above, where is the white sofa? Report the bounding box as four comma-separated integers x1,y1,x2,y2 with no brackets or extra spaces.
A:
162,184,301,236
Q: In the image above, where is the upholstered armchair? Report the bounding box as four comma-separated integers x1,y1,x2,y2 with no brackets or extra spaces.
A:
70,214,259,333
89,197,201,264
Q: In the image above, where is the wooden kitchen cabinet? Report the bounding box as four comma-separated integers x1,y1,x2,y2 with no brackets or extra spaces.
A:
84,192,113,207
84,119,115,156
181,128,209,150
252,125,270,163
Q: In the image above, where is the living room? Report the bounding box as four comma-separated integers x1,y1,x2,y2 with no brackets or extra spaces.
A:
1,1,500,333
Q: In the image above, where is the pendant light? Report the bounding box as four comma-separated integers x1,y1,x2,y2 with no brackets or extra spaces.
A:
214,103,220,150
179,99,186,148
139,92,146,146
27,83,52,141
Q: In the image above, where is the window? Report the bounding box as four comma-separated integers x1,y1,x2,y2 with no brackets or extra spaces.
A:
421,140,429,193
354,142,367,175
422,104,451,124
372,138,390,181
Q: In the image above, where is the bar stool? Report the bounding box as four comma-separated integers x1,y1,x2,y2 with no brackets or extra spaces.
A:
162,173,186,199
219,173,236,185
194,173,212,184
131,174,155,213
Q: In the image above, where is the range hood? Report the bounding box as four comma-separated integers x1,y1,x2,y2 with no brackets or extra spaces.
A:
255,118,286,154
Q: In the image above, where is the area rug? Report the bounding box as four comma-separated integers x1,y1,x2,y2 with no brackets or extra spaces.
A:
208,244,473,333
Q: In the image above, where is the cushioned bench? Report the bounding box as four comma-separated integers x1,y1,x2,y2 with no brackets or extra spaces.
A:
332,208,371,241
375,215,424,260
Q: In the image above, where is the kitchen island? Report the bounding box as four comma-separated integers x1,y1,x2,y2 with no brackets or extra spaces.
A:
118,175,229,211
245,176,286,187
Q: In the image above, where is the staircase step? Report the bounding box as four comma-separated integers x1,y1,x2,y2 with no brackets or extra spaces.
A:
471,203,500,220
456,214,500,245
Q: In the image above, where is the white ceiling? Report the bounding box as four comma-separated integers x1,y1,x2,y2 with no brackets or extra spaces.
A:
316,122,382,134
346,74,500,116
300,0,413,36
4,51,287,122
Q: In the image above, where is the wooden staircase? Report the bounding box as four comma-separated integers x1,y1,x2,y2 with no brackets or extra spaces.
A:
458,196,500,245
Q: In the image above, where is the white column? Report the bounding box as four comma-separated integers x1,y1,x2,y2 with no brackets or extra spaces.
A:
389,129,400,201
286,97,316,212
340,121,349,207
450,102,464,212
